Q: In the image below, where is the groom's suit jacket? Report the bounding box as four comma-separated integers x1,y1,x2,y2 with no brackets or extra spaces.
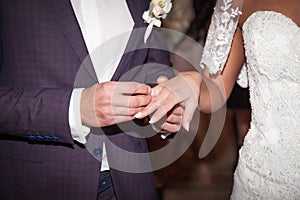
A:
0,0,172,199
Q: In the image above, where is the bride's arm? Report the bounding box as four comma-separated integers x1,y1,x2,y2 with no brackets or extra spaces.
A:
134,27,245,131
200,26,245,113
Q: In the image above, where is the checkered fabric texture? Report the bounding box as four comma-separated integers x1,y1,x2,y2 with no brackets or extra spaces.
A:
0,0,172,199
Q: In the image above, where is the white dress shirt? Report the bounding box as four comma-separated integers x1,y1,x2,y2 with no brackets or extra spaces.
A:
69,0,134,171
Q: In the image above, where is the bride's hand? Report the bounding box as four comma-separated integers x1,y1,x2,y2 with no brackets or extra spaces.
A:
135,71,202,131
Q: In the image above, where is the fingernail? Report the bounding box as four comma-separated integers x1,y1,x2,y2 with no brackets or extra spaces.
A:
151,89,155,97
160,132,172,140
134,112,142,119
149,117,155,124
160,134,167,140
184,122,190,132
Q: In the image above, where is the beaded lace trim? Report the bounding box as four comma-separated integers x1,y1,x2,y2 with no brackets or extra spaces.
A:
200,0,248,87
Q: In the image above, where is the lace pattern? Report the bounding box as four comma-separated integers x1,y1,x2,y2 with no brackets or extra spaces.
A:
200,0,248,87
231,11,300,199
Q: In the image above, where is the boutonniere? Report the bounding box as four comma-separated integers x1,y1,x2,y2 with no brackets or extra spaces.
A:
142,0,172,43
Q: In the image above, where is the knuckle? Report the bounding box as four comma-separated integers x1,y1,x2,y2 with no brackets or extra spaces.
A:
98,82,115,92
130,99,139,108
98,106,111,116
100,116,115,126
97,96,111,107
171,124,180,132
128,108,137,116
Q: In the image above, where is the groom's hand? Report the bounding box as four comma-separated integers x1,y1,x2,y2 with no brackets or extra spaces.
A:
80,81,152,127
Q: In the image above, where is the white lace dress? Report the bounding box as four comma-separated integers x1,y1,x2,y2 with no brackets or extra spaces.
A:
231,11,300,199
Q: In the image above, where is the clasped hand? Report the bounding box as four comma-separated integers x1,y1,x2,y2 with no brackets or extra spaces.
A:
135,71,202,132
80,79,190,133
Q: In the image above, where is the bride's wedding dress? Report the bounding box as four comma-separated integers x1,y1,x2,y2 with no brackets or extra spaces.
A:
231,11,300,199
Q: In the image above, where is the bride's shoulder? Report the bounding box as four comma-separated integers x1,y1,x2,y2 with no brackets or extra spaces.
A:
238,0,258,26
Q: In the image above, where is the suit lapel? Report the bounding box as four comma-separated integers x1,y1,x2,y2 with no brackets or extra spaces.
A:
45,0,88,63
45,0,98,85
126,0,148,28
45,0,149,83
111,0,149,81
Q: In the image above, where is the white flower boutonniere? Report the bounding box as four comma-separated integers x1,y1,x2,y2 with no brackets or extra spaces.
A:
142,0,172,43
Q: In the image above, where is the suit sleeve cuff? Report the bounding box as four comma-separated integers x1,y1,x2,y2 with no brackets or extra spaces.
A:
69,88,90,144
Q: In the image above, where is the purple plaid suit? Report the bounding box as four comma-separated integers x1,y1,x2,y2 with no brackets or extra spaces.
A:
0,0,172,199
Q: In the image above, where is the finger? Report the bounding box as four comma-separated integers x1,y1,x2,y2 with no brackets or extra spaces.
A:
156,76,169,84
134,86,170,119
111,106,147,117
128,95,152,108
182,100,198,132
151,84,164,97
112,115,136,125
166,112,182,124
97,81,151,104
135,78,183,120
117,82,151,95
96,114,133,127
133,102,159,119
96,96,148,117
148,98,177,124
161,122,181,133
169,105,183,116
112,92,151,107
149,88,182,123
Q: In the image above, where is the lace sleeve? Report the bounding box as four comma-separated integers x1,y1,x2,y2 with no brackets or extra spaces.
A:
200,0,248,88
